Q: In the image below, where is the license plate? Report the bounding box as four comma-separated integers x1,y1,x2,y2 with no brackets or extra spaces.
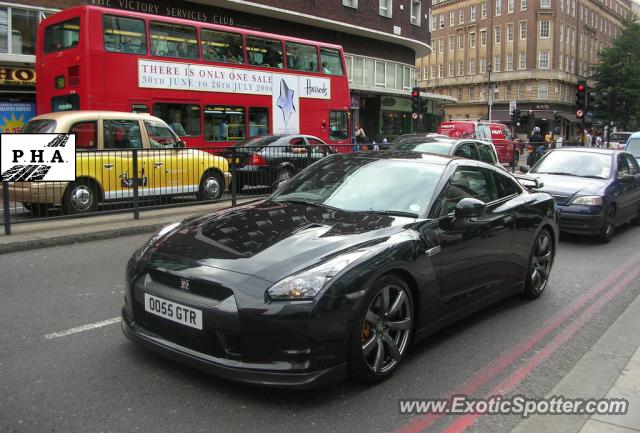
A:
144,293,203,330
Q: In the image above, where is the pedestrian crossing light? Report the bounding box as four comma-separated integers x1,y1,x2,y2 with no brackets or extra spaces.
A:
411,87,421,115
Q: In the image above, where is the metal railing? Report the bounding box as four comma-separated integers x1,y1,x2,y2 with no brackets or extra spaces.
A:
1,144,356,234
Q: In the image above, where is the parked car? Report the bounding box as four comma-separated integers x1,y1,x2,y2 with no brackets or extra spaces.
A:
522,148,640,242
122,152,558,388
625,131,640,162
391,136,505,170
609,132,633,150
224,134,335,191
437,121,517,167
8,111,230,214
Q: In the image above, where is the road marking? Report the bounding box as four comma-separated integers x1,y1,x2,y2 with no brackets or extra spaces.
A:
44,317,120,340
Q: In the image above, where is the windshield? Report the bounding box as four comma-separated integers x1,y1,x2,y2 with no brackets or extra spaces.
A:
532,151,612,179
271,155,445,216
22,120,56,133
234,135,280,150
627,138,640,158
395,142,454,154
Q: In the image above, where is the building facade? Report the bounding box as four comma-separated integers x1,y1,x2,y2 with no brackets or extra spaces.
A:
1,0,447,139
418,0,632,139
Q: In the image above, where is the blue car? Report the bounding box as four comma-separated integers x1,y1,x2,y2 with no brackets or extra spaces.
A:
524,148,640,242
625,131,640,163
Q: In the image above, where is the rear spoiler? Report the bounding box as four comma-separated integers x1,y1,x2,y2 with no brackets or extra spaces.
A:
513,173,545,190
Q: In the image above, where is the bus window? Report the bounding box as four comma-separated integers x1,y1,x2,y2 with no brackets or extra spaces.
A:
149,21,198,59
248,107,269,137
103,15,146,54
51,94,79,112
152,103,201,137
131,104,149,113
246,36,283,68
204,106,245,142
201,29,244,64
285,42,318,72
44,18,80,53
320,48,344,76
329,111,348,140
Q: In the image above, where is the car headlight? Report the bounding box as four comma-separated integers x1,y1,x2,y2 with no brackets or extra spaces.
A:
267,250,369,301
571,196,604,206
135,222,182,259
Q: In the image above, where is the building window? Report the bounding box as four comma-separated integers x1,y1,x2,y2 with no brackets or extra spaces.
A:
481,1,488,19
439,14,445,28
540,0,551,8
5,6,52,56
559,54,563,70
538,50,549,68
438,37,444,53
560,23,564,42
493,55,501,72
469,58,476,74
438,63,444,77
507,24,514,41
540,21,550,38
448,35,455,51
479,57,486,73
470,5,477,21
506,53,513,70
470,32,477,48
508,0,515,13
431,14,437,31
457,60,464,75
450,10,455,26
521,0,528,10
342,0,358,8
411,1,422,26
375,61,386,86
431,65,436,79
506,84,512,99
448,61,454,77
480,29,487,46
519,51,526,69
379,0,392,17
520,21,527,39
459,8,465,24
495,0,502,16
538,82,548,99
458,34,465,50
495,26,502,44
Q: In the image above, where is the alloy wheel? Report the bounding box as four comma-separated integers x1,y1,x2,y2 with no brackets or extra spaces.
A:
529,230,553,294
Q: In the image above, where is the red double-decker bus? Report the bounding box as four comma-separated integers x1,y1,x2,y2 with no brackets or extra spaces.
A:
36,6,352,148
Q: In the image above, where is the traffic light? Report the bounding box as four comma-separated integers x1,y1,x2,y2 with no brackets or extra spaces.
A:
576,80,586,119
586,91,596,110
600,92,610,112
411,87,421,115
511,108,521,126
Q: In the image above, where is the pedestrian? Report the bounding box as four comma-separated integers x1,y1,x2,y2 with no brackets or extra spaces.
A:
586,129,594,147
595,130,603,148
545,129,555,149
527,126,545,166
355,124,367,145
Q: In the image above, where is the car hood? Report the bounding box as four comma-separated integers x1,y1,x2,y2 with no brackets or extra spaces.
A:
533,173,609,201
149,200,416,283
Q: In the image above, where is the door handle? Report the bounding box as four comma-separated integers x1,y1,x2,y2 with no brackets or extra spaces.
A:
103,163,114,170
154,162,163,168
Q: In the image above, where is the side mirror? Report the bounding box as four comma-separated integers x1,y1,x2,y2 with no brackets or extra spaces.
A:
620,174,635,184
454,198,486,219
519,165,530,173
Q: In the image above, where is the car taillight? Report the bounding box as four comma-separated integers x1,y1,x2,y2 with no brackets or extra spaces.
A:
247,152,269,166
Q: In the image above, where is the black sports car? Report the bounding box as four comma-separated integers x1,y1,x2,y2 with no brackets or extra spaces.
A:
122,152,558,388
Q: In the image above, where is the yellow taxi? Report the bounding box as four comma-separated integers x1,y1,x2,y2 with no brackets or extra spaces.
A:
8,111,230,214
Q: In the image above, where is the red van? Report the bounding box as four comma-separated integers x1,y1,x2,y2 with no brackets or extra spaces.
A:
437,121,516,166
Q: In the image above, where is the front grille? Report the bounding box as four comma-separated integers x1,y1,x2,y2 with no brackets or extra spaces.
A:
551,194,569,205
148,269,233,302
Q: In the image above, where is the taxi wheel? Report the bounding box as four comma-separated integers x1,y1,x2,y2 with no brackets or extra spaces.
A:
63,180,98,214
198,170,223,201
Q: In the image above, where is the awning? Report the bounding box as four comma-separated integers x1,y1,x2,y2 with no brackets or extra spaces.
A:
478,110,512,122
557,112,592,123
530,110,555,120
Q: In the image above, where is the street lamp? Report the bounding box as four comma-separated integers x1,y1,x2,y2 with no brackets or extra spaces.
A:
487,62,493,122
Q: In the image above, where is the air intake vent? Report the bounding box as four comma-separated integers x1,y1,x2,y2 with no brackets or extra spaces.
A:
68,65,79,87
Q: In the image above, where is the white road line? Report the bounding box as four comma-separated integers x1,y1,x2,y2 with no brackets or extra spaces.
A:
44,317,121,340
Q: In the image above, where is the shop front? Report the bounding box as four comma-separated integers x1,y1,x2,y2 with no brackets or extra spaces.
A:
0,65,36,133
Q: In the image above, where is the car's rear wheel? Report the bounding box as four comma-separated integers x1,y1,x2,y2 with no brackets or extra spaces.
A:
63,180,98,214
523,229,554,299
348,274,413,384
197,170,223,200
598,205,616,243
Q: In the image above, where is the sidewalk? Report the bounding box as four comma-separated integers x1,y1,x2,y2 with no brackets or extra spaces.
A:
511,292,640,433
0,198,258,254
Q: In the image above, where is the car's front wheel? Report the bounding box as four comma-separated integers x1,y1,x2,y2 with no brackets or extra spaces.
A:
598,205,616,243
348,274,413,384
523,229,554,298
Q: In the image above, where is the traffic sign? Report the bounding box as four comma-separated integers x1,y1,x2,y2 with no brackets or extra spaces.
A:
576,109,584,119
412,112,418,119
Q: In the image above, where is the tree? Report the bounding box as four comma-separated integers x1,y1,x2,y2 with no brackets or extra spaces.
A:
591,15,640,130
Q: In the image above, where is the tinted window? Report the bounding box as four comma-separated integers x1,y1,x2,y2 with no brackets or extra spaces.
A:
248,107,269,137
144,120,180,148
103,15,146,54
22,120,56,133
103,119,142,149
70,121,97,149
247,37,283,68
235,135,280,149
494,171,519,198
625,154,640,174
329,111,348,140
286,42,318,72
44,18,80,53
478,143,497,163
320,48,344,75
454,143,479,159
51,94,79,112
201,29,244,64
152,103,201,137
441,166,497,214
204,106,245,141
150,21,198,59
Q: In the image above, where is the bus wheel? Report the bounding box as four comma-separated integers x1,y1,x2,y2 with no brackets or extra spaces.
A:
198,170,223,200
63,180,98,214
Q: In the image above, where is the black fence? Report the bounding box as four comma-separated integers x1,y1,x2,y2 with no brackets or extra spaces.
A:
1,144,356,233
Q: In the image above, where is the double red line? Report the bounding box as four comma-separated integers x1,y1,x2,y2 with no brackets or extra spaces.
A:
394,252,640,433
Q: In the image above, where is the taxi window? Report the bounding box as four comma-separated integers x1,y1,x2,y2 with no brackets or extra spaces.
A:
144,120,180,148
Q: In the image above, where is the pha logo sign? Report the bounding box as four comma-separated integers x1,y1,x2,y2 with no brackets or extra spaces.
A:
1,134,76,182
